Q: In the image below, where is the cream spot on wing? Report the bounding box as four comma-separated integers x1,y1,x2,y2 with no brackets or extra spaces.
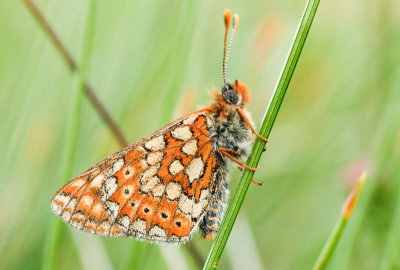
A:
71,178,86,188
91,173,104,188
105,201,119,220
147,151,163,166
178,194,194,215
185,157,203,183
136,146,147,155
193,189,210,218
102,177,118,200
51,201,62,215
166,182,182,200
123,166,135,179
119,215,130,230
152,184,165,197
84,220,97,233
112,159,124,173
169,160,184,176
140,165,160,184
169,235,180,242
193,199,208,218
81,195,93,207
130,219,147,234
92,202,103,216
171,126,192,141
110,226,124,237
53,193,70,209
183,114,197,125
70,197,78,207
97,222,111,236
141,159,149,170
182,140,198,155
200,189,210,200
61,211,71,222
140,176,160,193
63,198,78,214
70,213,85,229
149,226,167,237
145,135,165,151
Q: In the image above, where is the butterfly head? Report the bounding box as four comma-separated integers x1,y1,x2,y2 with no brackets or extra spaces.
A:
221,80,250,107
220,10,250,108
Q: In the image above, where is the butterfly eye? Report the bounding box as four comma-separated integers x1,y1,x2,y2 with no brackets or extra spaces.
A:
176,221,182,227
161,212,168,219
144,208,150,213
222,89,239,105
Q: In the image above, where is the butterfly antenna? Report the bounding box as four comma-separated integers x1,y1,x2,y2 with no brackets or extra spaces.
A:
223,12,239,85
223,9,231,85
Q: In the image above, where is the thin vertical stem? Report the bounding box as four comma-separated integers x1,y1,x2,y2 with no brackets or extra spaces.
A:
41,1,96,269
22,0,128,147
313,173,366,270
203,0,321,268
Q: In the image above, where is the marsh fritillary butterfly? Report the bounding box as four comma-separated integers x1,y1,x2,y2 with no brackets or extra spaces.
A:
51,9,268,244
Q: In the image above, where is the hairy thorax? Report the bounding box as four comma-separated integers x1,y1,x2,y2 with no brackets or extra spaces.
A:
207,102,253,160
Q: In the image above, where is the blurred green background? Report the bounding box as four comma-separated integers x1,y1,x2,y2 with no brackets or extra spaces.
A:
1,0,400,269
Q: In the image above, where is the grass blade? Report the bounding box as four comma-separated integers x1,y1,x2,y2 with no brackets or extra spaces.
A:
22,0,128,147
332,65,400,270
313,173,367,270
203,0,321,268
41,1,96,269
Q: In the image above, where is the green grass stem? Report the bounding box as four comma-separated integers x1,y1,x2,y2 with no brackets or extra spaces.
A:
203,0,321,268
333,66,400,270
41,2,96,269
381,168,400,269
313,173,366,270
378,69,400,270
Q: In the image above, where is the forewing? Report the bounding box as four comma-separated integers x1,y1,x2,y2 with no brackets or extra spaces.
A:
101,112,219,243
51,111,218,243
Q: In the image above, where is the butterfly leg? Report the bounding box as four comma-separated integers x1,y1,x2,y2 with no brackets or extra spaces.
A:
237,167,263,186
237,108,269,143
219,148,259,171
200,169,229,239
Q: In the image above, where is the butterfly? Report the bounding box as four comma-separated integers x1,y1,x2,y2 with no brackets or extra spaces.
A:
51,9,268,244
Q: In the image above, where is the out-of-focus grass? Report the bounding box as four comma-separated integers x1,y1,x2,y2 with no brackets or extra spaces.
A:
41,1,96,269
1,0,399,269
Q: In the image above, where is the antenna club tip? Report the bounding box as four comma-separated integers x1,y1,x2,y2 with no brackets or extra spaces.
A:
224,9,232,26
233,14,240,29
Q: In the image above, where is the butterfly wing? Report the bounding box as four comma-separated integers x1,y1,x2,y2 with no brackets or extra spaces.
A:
51,111,218,243
51,170,126,237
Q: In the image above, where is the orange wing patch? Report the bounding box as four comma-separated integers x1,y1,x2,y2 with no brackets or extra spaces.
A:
100,112,217,243
51,111,218,243
51,173,125,237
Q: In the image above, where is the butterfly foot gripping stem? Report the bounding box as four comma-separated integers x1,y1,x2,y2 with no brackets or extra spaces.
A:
237,167,263,186
237,108,269,143
219,148,259,171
